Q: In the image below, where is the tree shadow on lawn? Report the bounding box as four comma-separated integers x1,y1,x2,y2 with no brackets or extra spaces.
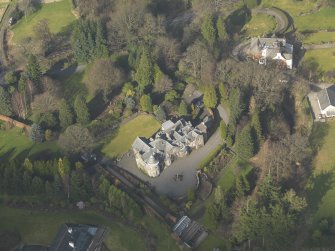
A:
309,122,329,155
307,171,335,214
88,92,107,120
0,148,16,162
28,148,61,161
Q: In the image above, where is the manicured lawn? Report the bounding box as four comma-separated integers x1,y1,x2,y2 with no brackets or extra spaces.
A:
308,122,335,223
102,115,161,158
0,205,146,251
314,122,335,173
303,31,335,45
0,127,59,160
12,0,76,43
303,48,335,72
243,13,276,37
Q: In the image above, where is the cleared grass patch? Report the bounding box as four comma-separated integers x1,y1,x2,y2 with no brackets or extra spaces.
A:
12,0,75,43
141,216,179,251
307,122,335,223
303,48,335,72
0,127,59,160
303,31,335,45
261,0,335,32
314,122,335,174
102,114,161,158
0,205,146,251
196,233,231,251
261,0,321,18
295,8,335,32
243,13,276,37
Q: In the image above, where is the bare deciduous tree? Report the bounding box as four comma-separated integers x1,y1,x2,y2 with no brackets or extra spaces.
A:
87,59,125,99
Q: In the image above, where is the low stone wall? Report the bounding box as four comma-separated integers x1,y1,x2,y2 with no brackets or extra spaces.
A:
0,115,31,130
40,0,63,3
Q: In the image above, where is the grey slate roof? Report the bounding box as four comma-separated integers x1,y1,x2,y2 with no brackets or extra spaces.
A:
317,85,335,110
49,224,106,251
162,120,175,131
132,137,151,153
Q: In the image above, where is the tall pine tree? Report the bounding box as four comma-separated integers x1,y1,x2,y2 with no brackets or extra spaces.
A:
135,49,154,93
74,95,90,124
59,99,74,129
26,55,42,90
201,14,217,46
203,85,217,109
236,124,255,159
0,87,12,116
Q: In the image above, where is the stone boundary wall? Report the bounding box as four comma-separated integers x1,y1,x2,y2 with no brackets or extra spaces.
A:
40,0,63,3
0,115,31,130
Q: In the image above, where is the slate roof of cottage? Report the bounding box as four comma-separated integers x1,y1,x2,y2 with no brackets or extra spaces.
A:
317,85,335,110
49,224,106,251
249,37,293,60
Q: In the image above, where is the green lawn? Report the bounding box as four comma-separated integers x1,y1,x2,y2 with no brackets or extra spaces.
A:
303,48,335,72
303,31,335,45
141,216,179,251
102,115,161,158
261,0,321,18
308,122,335,223
12,0,76,43
295,8,335,32
0,205,146,251
261,0,335,32
196,233,231,251
0,127,59,160
242,13,276,37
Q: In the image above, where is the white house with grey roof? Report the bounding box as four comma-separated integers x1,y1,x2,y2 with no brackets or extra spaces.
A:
248,37,293,69
317,85,335,118
132,119,209,177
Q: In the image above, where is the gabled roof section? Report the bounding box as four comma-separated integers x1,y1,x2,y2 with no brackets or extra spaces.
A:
318,85,335,110
132,137,151,153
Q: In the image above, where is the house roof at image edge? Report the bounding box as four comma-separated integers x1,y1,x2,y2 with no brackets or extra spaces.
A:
318,85,335,110
49,224,106,251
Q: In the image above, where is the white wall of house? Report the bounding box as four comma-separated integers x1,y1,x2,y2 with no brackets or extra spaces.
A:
318,100,335,117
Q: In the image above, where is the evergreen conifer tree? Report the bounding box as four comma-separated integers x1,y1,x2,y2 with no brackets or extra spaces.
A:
140,94,153,112
135,49,154,93
236,124,255,159
201,14,217,45
74,95,90,124
59,99,74,129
